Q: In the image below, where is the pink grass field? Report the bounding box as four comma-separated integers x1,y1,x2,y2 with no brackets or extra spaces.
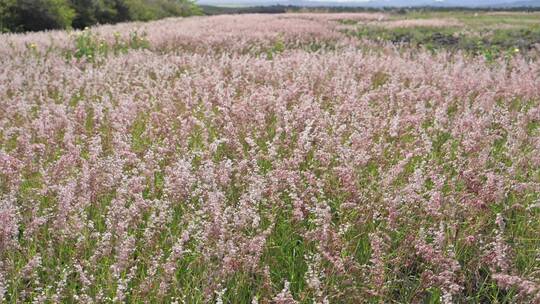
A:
1,13,540,303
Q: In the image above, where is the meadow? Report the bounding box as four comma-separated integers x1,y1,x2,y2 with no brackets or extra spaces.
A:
1,11,540,303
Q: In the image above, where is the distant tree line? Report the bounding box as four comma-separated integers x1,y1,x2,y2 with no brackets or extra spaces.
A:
200,4,540,16
0,0,201,32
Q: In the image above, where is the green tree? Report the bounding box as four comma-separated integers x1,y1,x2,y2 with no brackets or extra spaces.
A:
2,0,75,32
123,0,200,21
0,0,14,31
70,0,99,28
0,0,200,32
70,0,130,29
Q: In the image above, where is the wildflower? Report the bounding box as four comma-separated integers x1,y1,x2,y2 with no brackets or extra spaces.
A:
215,287,227,304
0,271,5,302
273,281,297,304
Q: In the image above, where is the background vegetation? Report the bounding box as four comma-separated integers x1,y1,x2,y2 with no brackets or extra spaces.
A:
200,5,540,15
334,10,540,59
0,0,200,32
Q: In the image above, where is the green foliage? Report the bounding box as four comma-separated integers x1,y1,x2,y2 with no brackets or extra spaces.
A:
64,28,150,62
72,29,109,60
266,38,286,59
